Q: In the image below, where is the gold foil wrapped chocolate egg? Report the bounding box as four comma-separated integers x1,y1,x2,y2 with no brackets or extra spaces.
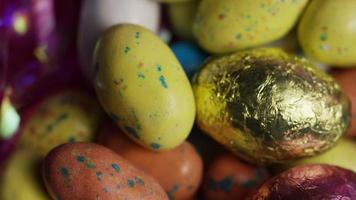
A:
193,48,350,164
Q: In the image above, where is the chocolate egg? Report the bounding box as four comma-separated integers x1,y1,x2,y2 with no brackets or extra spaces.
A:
203,154,268,200
331,68,356,137
94,24,195,151
298,0,356,67
250,164,356,200
0,150,50,200
97,123,203,200
278,139,356,172
193,0,308,54
193,48,350,164
43,143,168,200
19,90,102,156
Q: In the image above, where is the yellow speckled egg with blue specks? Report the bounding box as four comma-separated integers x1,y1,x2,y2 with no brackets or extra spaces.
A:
193,0,308,54
19,90,103,156
94,24,195,151
298,0,356,67
277,139,356,172
0,150,50,200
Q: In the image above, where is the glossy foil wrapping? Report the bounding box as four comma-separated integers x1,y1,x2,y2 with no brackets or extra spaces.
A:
193,48,350,164
250,164,356,200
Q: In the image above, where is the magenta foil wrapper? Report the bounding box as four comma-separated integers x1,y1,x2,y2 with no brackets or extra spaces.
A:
0,0,84,165
1,0,57,106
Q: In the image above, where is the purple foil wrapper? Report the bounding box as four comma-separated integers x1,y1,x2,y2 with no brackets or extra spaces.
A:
0,0,84,165
1,0,58,106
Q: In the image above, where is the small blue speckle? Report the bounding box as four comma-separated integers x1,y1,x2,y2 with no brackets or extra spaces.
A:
124,126,140,139
171,184,179,192
111,163,121,173
124,46,130,54
207,176,233,192
96,171,103,181
159,75,168,88
110,112,120,121
150,143,161,149
76,155,85,163
127,179,135,187
235,33,242,40
57,113,69,121
167,184,180,200
60,167,69,177
137,72,145,79
68,137,76,143
135,32,140,39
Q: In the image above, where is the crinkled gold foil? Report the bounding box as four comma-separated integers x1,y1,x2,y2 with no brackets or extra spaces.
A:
193,48,350,164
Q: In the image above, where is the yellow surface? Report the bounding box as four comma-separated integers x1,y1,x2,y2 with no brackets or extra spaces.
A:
280,139,356,172
152,0,193,3
168,0,199,39
0,150,50,200
20,91,102,156
94,24,195,151
193,0,308,54
13,14,28,35
298,0,356,67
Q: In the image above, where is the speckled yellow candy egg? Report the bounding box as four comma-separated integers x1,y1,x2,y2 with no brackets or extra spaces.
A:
168,0,199,39
94,24,195,151
0,150,50,200
152,0,193,3
277,139,356,172
193,0,308,54
193,48,350,164
298,0,356,67
19,90,103,156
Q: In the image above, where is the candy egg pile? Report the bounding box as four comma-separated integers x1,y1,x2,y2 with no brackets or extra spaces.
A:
1,0,356,200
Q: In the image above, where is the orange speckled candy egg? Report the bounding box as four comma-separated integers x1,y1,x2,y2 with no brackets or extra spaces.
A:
42,142,168,200
331,68,356,138
97,123,203,200
203,154,269,200
19,90,102,156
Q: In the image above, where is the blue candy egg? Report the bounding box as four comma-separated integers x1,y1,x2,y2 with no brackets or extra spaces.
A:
171,42,207,79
